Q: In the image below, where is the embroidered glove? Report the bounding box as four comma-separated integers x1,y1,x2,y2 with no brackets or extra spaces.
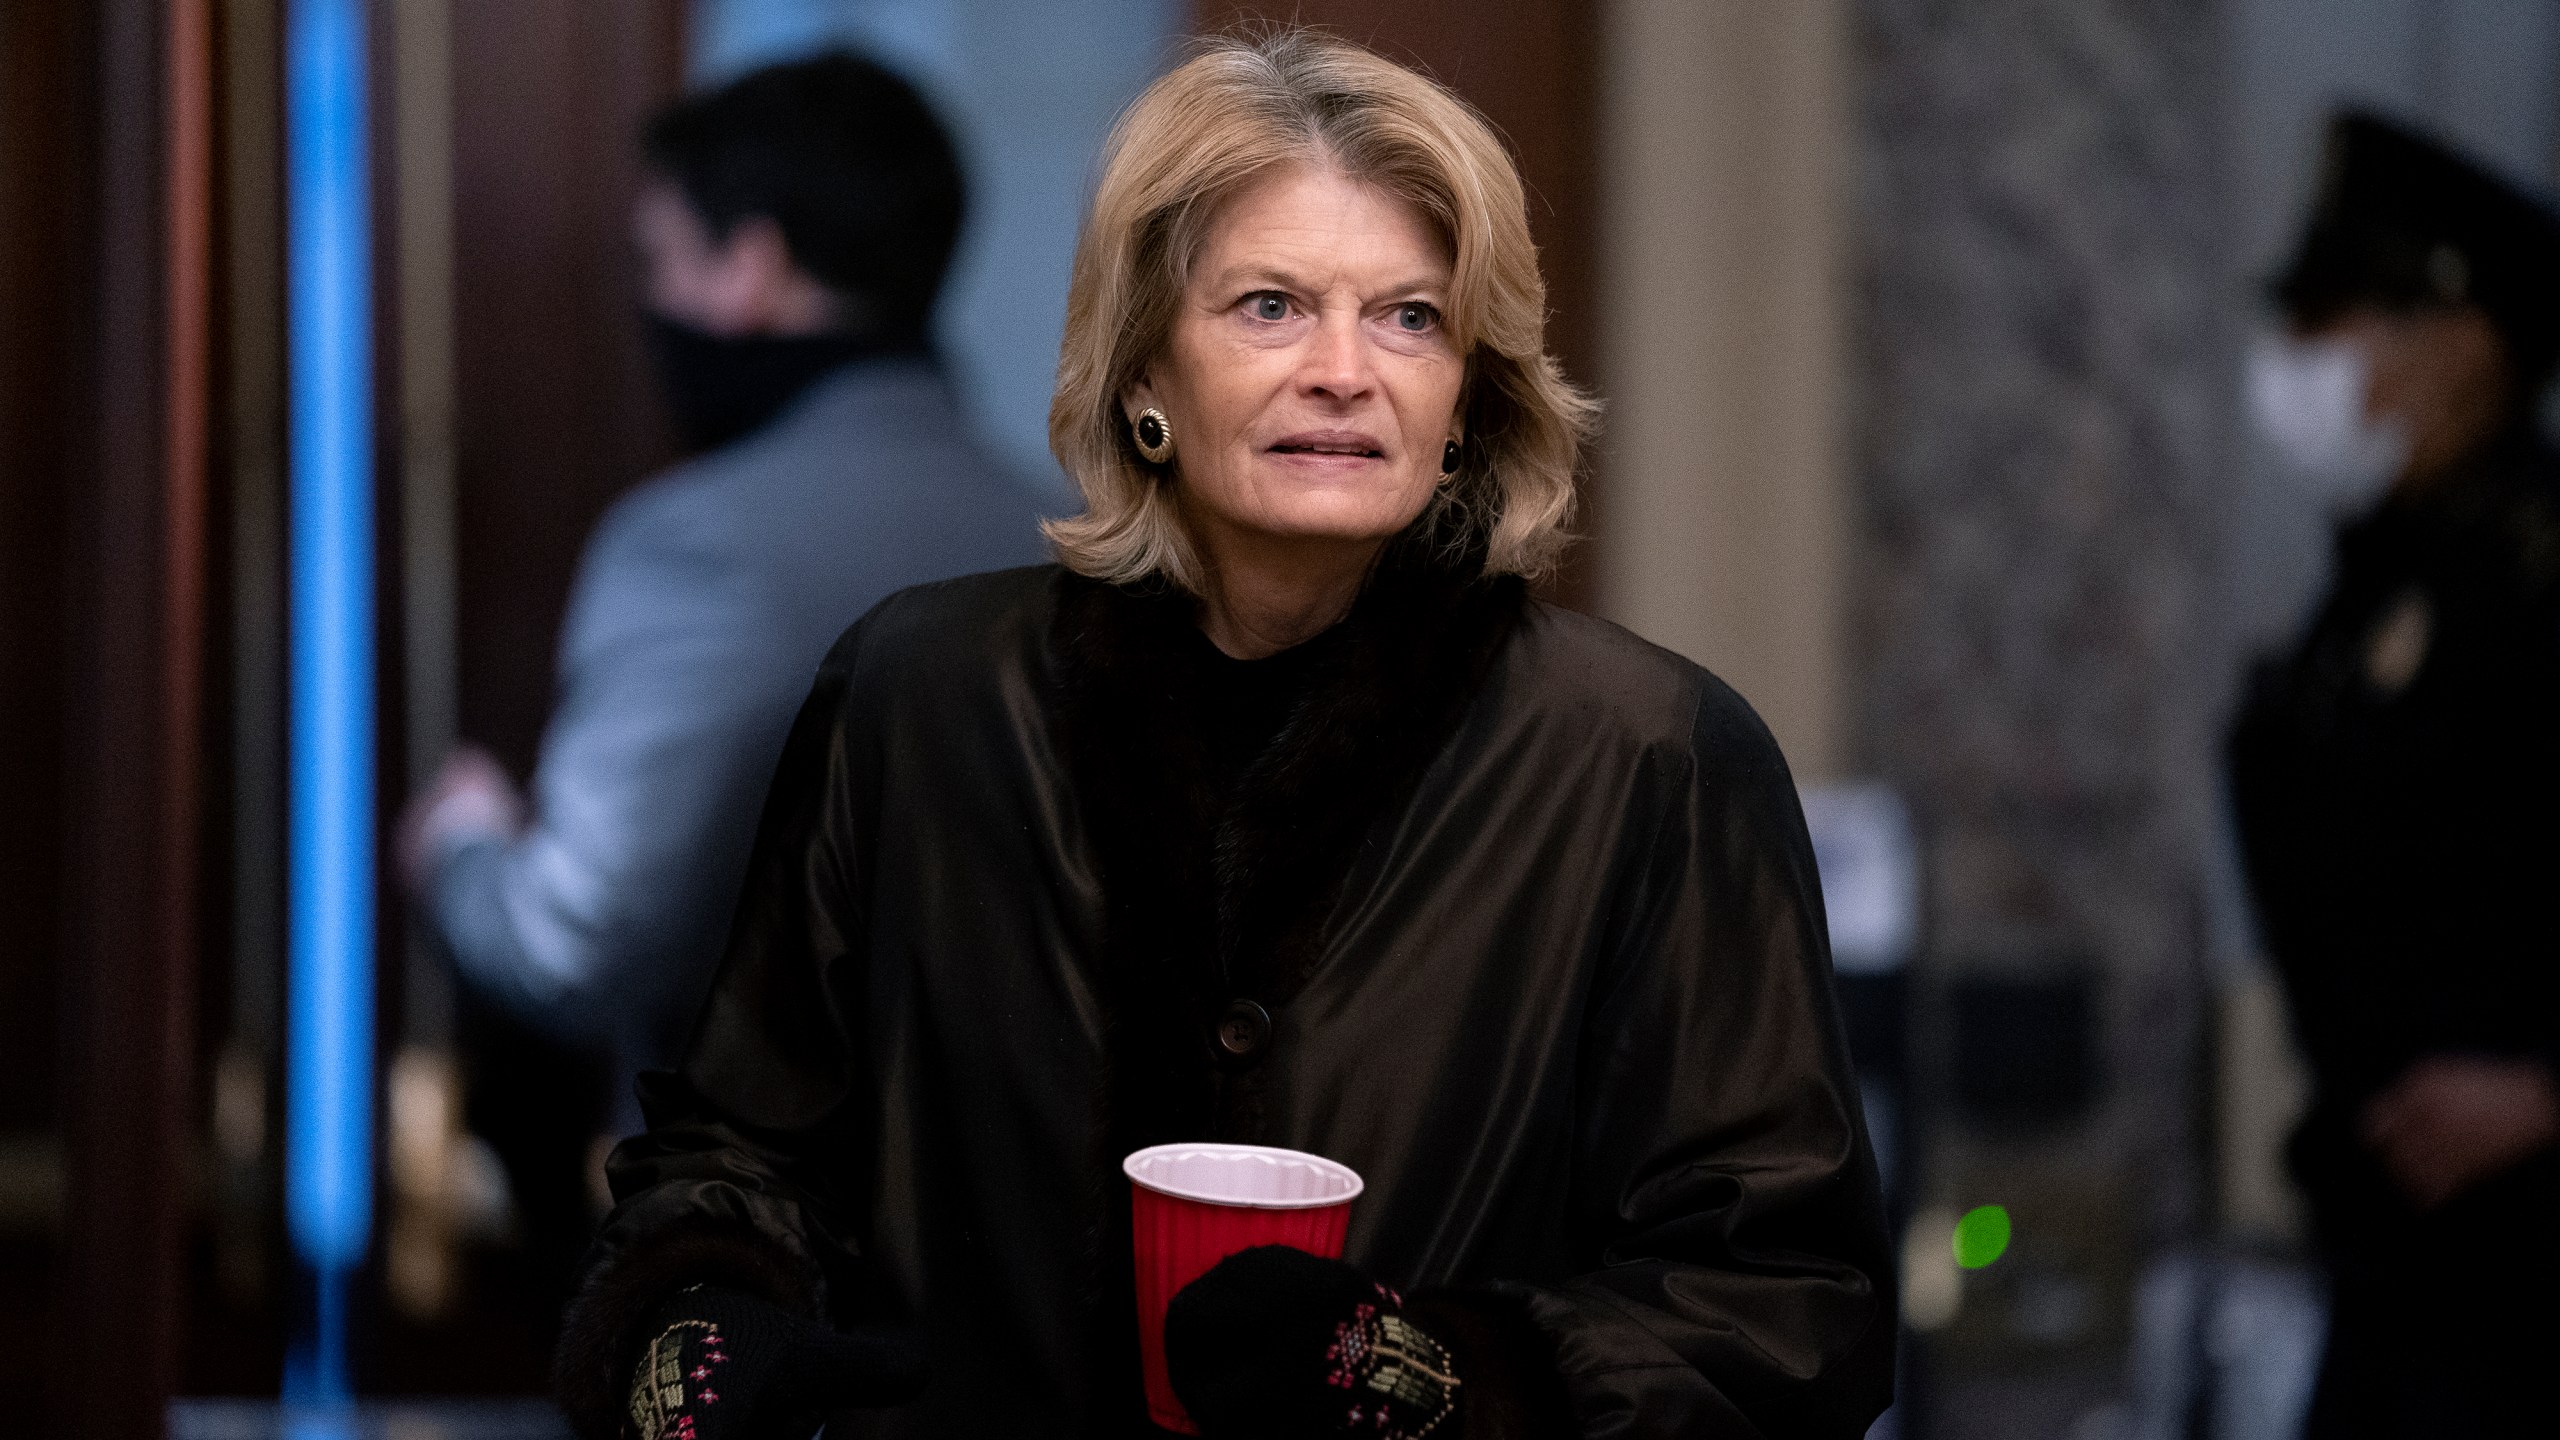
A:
623,1285,926,1440
1164,1245,1462,1440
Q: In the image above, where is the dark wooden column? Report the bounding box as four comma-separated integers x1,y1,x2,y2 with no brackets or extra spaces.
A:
0,4,97,1428
0,16,92,1128
55,0,217,1434
1190,2,1602,607
449,0,685,776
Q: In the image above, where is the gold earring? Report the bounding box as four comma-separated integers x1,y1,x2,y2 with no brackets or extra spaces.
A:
1132,407,1175,465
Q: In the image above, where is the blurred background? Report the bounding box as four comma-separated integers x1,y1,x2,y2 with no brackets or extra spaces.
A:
4,0,2556,1436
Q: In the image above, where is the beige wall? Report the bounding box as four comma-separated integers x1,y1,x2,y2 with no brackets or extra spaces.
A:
1595,0,1852,782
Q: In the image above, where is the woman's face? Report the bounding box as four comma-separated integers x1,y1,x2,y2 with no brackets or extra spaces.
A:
1130,162,1464,562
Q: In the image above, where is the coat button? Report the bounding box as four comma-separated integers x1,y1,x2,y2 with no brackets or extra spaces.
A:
1216,999,1272,1058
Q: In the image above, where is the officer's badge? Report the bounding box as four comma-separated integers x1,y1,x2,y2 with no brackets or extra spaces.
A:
2362,587,2433,697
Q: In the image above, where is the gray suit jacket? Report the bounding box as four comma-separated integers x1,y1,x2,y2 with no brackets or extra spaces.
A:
430,358,1052,1100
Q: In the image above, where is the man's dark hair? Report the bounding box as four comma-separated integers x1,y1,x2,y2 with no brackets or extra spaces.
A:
644,53,965,344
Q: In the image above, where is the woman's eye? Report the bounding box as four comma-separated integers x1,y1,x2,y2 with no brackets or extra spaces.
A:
1394,302,1439,332
1249,293,1290,321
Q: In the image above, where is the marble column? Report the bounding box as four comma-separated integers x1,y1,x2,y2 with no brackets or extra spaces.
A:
1851,0,2234,1393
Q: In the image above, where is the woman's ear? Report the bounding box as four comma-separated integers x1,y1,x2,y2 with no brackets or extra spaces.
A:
1120,377,1158,426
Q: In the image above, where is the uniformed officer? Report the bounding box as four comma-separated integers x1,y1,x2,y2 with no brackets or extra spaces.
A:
2231,111,2560,1439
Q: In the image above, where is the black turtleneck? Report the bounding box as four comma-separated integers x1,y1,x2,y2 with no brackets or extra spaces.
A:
1185,625,1338,802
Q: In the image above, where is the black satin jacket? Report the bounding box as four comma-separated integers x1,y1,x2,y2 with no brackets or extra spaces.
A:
570,557,1894,1438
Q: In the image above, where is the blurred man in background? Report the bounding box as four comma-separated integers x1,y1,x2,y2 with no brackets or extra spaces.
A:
397,53,1049,1281
2231,111,2560,1439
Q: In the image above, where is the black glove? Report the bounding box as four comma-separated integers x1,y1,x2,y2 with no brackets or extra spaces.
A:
623,1285,926,1440
1164,1246,1462,1440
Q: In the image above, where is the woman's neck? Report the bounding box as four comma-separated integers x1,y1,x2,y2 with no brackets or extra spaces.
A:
1193,527,1383,659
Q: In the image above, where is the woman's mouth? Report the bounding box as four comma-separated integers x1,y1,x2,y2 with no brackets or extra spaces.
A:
1268,430,1386,459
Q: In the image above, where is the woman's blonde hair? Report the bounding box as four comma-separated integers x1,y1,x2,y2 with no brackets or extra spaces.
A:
1044,27,1596,589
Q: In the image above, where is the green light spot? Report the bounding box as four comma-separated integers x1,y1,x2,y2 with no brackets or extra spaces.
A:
1951,1204,2010,1269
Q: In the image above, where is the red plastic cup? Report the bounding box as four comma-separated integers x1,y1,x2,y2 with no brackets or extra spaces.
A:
1124,1142,1365,1434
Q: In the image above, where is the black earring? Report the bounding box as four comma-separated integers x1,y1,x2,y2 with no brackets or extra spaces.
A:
1133,406,1175,465
1441,438,1461,475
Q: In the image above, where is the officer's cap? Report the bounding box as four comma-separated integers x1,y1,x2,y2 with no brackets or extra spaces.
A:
2275,109,2560,379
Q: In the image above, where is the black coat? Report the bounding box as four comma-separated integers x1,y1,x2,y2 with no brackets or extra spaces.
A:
2227,434,2560,1311
558,539,1895,1439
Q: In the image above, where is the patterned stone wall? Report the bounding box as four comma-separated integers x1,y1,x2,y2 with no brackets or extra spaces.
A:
1851,0,2232,1337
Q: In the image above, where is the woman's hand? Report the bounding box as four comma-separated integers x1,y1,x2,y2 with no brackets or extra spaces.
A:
2360,1055,2560,1211
624,1285,925,1440
1164,1246,1461,1440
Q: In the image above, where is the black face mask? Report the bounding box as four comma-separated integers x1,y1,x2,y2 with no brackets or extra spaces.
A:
643,313,891,455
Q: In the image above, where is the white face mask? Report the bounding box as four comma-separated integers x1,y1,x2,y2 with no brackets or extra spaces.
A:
2246,331,2410,510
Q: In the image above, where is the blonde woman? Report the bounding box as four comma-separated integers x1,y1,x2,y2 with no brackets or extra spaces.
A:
561,29,1891,1440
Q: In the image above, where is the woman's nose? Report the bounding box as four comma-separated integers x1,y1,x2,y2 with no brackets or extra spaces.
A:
1298,311,1374,401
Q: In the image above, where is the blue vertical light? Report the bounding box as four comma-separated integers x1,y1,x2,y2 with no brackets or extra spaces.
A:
284,0,372,1406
